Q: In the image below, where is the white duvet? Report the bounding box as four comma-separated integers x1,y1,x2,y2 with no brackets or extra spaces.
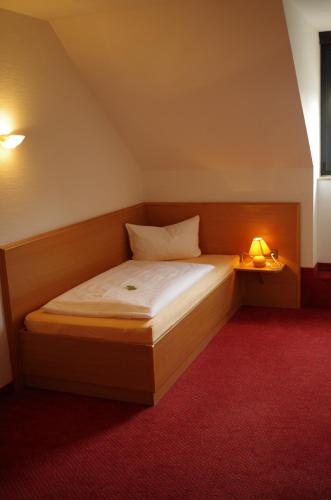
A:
42,260,215,319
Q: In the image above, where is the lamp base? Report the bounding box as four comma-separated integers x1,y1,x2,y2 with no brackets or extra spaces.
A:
253,256,266,268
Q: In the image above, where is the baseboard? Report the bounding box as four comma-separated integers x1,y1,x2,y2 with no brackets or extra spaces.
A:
314,262,331,279
301,265,331,307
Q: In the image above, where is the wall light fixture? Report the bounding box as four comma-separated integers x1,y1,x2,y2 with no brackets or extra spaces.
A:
0,134,25,149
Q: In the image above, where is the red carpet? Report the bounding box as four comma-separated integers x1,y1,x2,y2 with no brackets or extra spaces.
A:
0,307,330,500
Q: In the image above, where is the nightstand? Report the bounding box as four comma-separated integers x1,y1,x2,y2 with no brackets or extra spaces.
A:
234,260,285,284
234,260,285,273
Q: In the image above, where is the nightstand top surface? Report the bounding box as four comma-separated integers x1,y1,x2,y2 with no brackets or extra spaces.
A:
234,261,285,272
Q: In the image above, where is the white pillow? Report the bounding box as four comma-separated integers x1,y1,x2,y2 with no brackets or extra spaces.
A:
126,215,201,261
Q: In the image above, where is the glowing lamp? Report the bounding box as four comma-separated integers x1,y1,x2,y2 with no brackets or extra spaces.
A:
0,134,25,149
249,237,271,268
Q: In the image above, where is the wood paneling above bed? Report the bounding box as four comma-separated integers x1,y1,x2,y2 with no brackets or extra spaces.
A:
146,202,300,309
145,202,299,260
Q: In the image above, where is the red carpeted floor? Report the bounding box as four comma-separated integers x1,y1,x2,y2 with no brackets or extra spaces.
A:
0,307,330,500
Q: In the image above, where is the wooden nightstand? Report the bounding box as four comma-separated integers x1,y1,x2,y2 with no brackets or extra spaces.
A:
234,260,285,284
234,260,285,273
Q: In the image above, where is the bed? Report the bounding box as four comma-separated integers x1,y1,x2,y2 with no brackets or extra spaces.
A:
22,255,241,405
0,202,300,405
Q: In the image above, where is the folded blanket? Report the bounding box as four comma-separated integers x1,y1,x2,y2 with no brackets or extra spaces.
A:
42,260,214,319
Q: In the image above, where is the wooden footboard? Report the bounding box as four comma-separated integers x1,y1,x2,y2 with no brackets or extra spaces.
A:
20,273,241,405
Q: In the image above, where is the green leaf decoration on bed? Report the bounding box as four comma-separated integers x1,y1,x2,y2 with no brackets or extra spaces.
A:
125,284,137,290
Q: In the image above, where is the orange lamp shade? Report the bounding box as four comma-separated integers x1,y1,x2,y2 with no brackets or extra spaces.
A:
249,237,271,257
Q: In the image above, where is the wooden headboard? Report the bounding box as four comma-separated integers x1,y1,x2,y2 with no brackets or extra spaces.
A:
0,201,300,384
146,201,300,311
145,202,299,262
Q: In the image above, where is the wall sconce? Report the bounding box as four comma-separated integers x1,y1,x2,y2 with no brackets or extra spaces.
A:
0,134,25,149
249,237,271,268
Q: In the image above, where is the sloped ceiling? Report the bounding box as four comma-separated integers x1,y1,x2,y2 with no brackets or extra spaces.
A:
0,0,312,171
292,0,331,30
51,0,312,171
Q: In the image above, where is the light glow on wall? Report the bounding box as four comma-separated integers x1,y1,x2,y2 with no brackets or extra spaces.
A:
0,114,13,135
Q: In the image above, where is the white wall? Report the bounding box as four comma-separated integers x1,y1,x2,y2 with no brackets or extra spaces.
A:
0,9,143,387
283,0,320,174
317,178,331,262
283,0,320,265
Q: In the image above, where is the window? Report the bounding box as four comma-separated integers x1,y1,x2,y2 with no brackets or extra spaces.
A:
320,31,331,175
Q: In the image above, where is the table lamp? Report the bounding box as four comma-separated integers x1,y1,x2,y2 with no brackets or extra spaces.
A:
249,237,271,268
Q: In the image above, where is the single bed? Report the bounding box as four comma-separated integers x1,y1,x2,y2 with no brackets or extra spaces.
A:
22,255,241,405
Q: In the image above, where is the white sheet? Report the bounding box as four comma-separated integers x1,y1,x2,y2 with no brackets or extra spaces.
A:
42,260,214,319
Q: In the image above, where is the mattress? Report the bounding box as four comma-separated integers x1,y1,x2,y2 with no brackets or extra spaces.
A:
42,259,214,319
25,255,239,346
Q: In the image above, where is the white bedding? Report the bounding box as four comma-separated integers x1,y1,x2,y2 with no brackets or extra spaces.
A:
42,260,214,319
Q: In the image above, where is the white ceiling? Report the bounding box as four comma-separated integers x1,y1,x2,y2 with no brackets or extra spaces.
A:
293,0,331,30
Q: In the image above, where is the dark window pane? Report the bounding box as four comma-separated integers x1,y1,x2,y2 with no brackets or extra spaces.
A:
320,32,331,175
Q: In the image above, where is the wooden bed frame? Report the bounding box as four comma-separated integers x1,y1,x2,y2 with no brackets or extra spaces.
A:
0,202,300,405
